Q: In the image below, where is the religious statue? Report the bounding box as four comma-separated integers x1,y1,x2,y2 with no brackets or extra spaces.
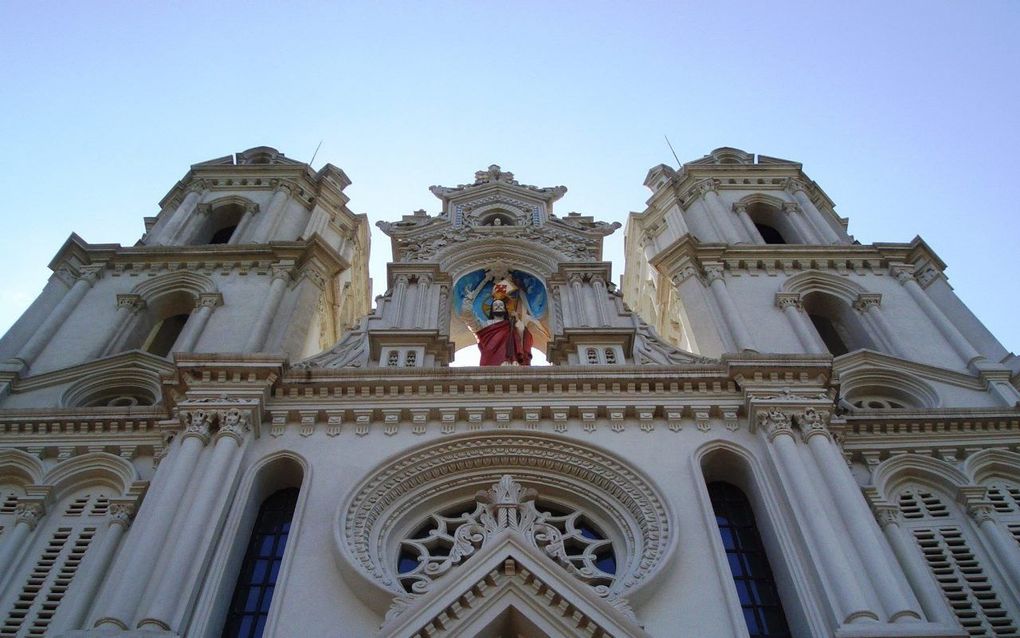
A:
457,263,547,366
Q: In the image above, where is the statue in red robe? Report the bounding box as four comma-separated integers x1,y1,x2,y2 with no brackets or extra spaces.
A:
460,268,545,366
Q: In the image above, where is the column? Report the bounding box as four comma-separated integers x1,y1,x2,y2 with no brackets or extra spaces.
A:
786,178,841,243
173,293,222,353
892,264,983,365
732,203,764,244
390,274,409,328
252,182,293,242
703,264,756,352
227,203,259,245
160,183,205,245
798,409,923,622
966,501,1020,590
853,294,901,356
414,274,432,329
776,293,826,353
757,408,876,624
698,180,742,243
13,266,102,369
591,275,610,327
90,294,146,359
93,412,212,629
137,409,250,632
0,501,45,589
244,265,292,352
871,502,959,626
569,273,586,327
782,202,823,243
55,503,134,632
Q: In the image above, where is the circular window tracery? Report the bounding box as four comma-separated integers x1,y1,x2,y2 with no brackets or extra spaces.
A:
394,478,618,595
336,434,674,617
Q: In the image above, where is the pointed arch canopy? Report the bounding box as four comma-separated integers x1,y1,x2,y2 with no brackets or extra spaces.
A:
0,449,46,485
781,270,868,304
871,454,970,500
42,451,139,499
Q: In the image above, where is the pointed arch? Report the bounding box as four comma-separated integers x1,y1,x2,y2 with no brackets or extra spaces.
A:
41,452,138,499
130,271,218,301
871,454,969,501
0,449,46,485
963,449,1020,485
782,270,867,304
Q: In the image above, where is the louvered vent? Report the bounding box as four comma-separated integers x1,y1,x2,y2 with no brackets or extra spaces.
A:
64,496,90,517
0,527,96,638
1008,524,1020,546
899,489,949,519
89,495,110,517
986,483,1020,514
0,493,18,514
913,526,1020,637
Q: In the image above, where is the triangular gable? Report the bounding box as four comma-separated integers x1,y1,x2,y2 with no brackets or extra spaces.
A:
379,531,650,638
833,348,985,391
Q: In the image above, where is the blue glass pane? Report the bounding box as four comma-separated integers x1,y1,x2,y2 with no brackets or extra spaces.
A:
734,579,753,604
269,559,281,582
743,607,760,634
259,535,275,556
260,586,274,611
251,560,268,583
253,615,267,638
238,616,254,637
244,587,261,612
718,526,736,549
727,552,745,577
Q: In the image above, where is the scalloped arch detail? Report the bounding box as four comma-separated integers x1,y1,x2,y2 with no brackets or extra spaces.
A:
736,193,786,209
130,270,218,301
42,452,138,498
839,369,940,409
871,454,969,499
963,449,1020,485
62,368,162,407
0,449,46,485
782,270,868,303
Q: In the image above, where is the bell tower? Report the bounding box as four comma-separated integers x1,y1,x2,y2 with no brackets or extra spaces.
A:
0,146,370,403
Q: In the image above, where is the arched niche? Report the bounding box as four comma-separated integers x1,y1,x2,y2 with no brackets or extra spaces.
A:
449,266,550,357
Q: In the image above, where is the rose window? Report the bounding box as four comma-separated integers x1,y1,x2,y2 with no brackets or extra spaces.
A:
395,475,618,596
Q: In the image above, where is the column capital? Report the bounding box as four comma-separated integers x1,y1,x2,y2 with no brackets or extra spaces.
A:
967,502,997,524
853,293,882,312
186,178,208,195
732,202,749,215
115,293,146,312
795,407,832,442
215,407,252,445
784,177,810,194
15,500,45,529
670,262,699,286
243,202,260,214
270,179,295,195
872,503,903,529
271,263,295,282
394,273,410,287
695,178,718,197
889,263,917,284
196,292,224,309
417,272,433,287
775,292,803,310
702,262,726,283
180,409,214,444
108,502,136,529
757,407,794,441
78,264,105,285
568,272,585,285
782,201,802,214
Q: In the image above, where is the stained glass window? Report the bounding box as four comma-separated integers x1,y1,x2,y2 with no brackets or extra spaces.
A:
222,488,298,638
708,481,791,638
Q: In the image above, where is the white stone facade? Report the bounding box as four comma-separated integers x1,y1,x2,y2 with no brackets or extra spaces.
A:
0,146,1017,637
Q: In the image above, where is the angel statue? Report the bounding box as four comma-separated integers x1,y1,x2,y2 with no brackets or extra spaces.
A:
458,263,548,366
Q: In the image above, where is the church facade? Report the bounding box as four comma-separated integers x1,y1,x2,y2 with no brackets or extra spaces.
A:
0,146,1017,638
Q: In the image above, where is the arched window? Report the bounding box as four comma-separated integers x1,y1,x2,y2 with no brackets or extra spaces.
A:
755,222,787,245
208,224,238,245
802,292,872,356
191,202,248,245
222,488,298,638
142,313,190,357
708,482,792,638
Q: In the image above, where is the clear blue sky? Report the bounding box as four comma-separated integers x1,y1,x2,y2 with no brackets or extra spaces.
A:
1,1,1018,354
